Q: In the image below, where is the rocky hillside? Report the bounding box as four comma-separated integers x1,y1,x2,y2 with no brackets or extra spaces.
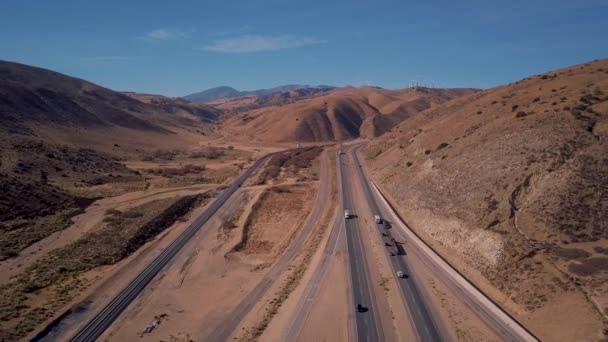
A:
222,86,475,143
364,59,608,340
184,84,333,103
123,92,222,123
0,61,219,138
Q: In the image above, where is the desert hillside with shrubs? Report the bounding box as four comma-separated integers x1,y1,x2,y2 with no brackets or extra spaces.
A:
221,86,476,143
364,59,608,341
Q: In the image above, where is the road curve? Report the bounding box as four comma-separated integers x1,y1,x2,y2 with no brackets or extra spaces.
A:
67,153,274,342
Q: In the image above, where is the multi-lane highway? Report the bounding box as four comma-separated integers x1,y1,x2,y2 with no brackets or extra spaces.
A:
68,153,275,342
349,143,539,342
68,142,539,342
340,150,385,341
346,146,442,341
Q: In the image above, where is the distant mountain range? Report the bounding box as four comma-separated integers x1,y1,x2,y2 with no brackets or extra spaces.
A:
183,85,334,103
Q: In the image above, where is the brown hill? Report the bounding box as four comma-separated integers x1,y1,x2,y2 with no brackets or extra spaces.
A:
0,62,224,265
221,86,476,143
123,92,222,123
211,86,334,115
364,59,608,340
0,61,168,135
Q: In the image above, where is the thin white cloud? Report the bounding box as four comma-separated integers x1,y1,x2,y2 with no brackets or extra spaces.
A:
144,28,189,41
84,56,136,61
204,34,326,53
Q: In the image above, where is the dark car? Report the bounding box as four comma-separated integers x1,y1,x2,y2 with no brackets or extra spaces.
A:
357,304,368,312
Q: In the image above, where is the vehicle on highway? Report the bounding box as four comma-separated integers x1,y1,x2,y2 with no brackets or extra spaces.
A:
397,271,408,278
384,221,392,229
356,304,368,312
344,209,351,219
374,214,382,224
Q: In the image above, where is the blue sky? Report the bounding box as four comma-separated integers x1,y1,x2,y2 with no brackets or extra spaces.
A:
1,0,607,96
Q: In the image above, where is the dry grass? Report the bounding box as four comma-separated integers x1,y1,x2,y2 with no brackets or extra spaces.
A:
0,194,208,341
256,147,322,184
146,164,206,178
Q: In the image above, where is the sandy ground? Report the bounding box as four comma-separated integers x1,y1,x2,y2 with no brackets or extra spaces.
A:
96,188,262,341
216,150,332,341
28,185,224,341
297,243,350,342
0,183,219,284
99,177,318,341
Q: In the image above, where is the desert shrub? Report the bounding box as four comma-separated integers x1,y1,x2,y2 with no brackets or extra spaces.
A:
142,150,177,161
424,149,431,155
573,104,587,111
516,111,527,118
568,257,608,276
511,105,519,112
121,210,143,219
436,142,449,150
189,147,224,159
551,246,591,260
533,97,540,102
105,208,122,216
147,164,205,178
271,186,292,193
406,161,412,167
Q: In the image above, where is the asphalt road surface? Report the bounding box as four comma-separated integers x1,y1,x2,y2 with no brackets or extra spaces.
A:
352,144,539,342
346,145,442,341
67,153,274,342
340,151,384,342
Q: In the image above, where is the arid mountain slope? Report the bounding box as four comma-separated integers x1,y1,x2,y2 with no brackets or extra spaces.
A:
0,61,168,134
123,92,222,123
0,61,220,155
222,87,475,143
364,59,608,340
211,86,335,115
184,84,333,103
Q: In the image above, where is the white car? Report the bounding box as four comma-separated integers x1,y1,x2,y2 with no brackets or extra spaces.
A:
397,271,407,278
344,210,351,219
374,214,382,224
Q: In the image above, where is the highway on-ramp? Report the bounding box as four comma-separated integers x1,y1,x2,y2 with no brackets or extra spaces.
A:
67,153,274,342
